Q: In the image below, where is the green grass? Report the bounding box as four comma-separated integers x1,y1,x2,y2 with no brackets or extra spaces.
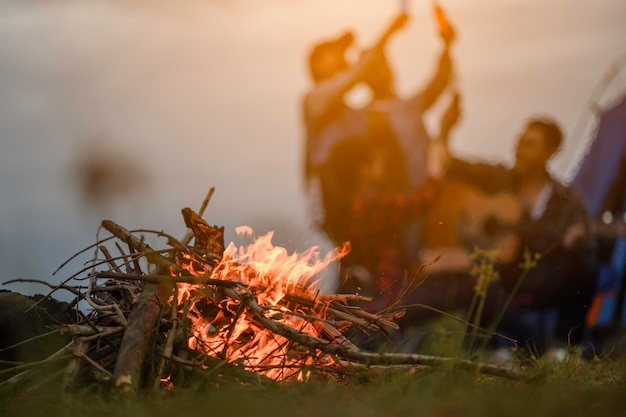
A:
3,250,623,416
2,354,626,417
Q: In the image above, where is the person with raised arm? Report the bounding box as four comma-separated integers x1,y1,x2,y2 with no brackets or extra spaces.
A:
302,7,458,312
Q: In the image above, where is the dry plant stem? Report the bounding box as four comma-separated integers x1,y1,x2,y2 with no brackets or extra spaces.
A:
0,329,61,355
24,368,65,395
234,289,527,381
52,233,118,275
395,303,517,346
0,370,29,392
22,231,119,312
469,293,488,353
2,278,83,297
338,361,429,375
0,354,74,378
378,259,433,316
102,219,180,394
481,269,531,351
183,353,273,385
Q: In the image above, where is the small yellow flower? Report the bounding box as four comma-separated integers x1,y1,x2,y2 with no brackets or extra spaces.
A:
519,247,542,272
470,247,500,297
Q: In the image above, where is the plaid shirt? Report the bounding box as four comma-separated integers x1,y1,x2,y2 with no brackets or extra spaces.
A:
341,177,442,308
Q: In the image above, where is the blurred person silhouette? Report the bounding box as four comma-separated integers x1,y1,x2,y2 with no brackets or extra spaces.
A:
400,99,598,355
302,7,457,310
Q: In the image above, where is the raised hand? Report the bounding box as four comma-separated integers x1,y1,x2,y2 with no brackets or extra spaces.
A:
434,3,456,46
375,13,410,49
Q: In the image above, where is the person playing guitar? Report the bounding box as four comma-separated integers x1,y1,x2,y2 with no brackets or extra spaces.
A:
406,97,598,354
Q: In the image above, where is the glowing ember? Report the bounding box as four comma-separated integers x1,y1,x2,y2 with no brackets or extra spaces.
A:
177,226,349,381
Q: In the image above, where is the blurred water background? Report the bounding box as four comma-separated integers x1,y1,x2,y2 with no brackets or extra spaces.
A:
1,0,625,296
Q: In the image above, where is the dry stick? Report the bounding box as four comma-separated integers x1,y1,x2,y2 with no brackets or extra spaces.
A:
171,352,273,385
94,283,139,293
393,303,518,346
181,187,215,246
82,327,125,343
82,249,177,280
126,241,144,276
74,309,120,351
234,289,527,381
53,233,119,275
2,278,83,297
59,324,122,337
62,337,89,392
0,354,74,378
284,293,390,333
0,329,61,355
79,351,114,380
316,294,373,304
115,242,134,274
102,220,183,394
86,275,128,326
24,368,66,395
95,271,239,287
269,305,355,329
175,300,193,385
153,285,180,390
378,254,441,317
34,229,177,312
320,322,360,351
331,302,398,331
99,245,123,273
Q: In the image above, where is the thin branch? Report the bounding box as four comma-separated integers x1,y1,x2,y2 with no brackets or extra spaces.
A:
0,328,61,355
237,288,527,381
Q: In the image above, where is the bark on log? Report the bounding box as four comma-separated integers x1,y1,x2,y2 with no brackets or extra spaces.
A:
101,220,181,394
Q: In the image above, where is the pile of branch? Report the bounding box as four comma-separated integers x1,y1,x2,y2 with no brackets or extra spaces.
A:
0,195,527,396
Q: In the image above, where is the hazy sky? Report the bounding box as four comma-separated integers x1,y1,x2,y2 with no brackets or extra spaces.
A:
1,0,625,294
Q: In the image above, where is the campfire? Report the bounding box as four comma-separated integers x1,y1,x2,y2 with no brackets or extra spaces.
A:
0,191,525,396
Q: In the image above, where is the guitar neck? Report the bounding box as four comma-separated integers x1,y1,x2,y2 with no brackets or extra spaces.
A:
591,219,626,239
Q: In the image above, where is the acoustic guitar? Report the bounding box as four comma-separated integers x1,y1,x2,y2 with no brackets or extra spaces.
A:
423,180,522,264
422,179,626,273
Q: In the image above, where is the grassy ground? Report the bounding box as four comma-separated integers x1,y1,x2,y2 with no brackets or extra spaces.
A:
2,351,626,417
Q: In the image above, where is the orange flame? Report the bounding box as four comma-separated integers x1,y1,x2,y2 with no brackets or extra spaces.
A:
177,227,349,381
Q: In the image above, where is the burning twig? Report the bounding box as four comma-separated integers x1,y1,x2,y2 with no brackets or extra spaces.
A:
233,286,527,381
